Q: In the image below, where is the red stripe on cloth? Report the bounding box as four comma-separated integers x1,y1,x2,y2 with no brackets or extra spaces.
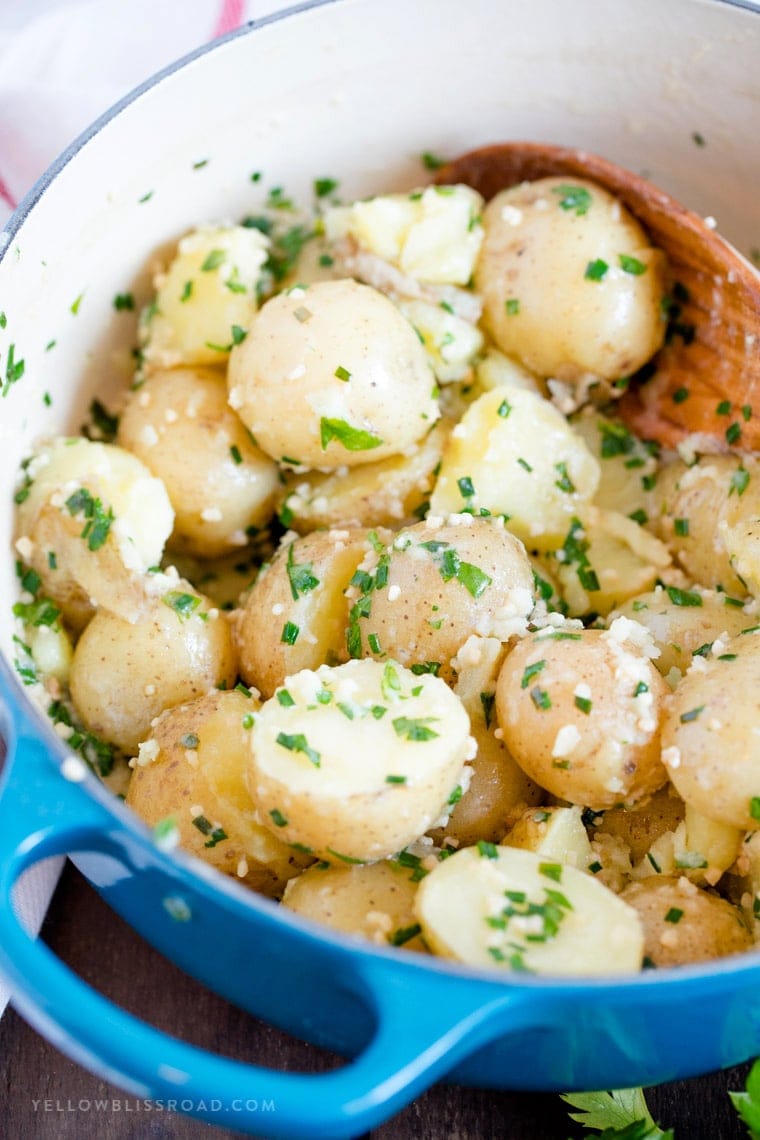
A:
0,173,17,211
211,0,244,37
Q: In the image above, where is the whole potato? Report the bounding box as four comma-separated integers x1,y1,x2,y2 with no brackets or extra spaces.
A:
662,630,760,829
126,690,309,896
227,279,439,469
620,876,752,967
350,515,535,681
475,177,667,385
235,528,386,698
612,585,752,678
282,860,427,951
496,619,668,809
118,367,279,557
69,578,237,753
653,456,760,597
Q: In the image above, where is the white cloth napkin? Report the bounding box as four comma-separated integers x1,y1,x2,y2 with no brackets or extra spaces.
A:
0,0,295,1017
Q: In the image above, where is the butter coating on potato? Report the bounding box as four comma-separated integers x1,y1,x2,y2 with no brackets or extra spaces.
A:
248,658,473,863
126,690,310,896
118,366,279,557
496,619,668,809
475,177,667,387
227,279,439,468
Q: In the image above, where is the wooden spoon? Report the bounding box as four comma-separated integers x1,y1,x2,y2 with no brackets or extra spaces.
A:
435,141,760,451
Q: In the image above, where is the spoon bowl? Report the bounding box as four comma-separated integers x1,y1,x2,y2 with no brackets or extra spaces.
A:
436,141,760,451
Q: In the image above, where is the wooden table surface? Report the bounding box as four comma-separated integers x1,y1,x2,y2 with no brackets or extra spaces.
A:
0,861,754,1139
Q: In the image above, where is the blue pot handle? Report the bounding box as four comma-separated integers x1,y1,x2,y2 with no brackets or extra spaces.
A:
0,701,551,1139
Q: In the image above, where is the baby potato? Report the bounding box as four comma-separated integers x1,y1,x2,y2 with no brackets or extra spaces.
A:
278,420,449,533
662,630,760,829
653,456,760,596
235,528,384,698
248,658,473,863
415,845,644,975
140,224,268,370
496,619,669,809
282,860,427,951
429,387,600,551
475,177,667,385
612,585,752,679
126,691,309,896
227,279,439,469
118,367,279,557
620,876,752,967
14,437,174,628
590,783,686,864
350,515,535,682
69,578,237,753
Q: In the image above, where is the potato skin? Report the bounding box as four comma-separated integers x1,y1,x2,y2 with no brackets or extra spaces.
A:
118,367,279,557
126,691,309,896
282,861,427,951
235,528,386,699
69,582,237,753
227,279,439,468
590,783,685,863
278,419,449,533
612,585,751,678
620,876,752,967
352,515,535,682
662,632,760,829
475,177,667,384
495,622,668,809
653,456,760,596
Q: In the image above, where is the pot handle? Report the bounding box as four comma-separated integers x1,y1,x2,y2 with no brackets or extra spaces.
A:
0,711,551,1139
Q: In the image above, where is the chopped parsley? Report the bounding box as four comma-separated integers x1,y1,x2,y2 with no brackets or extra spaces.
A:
552,184,592,216
666,585,702,607
163,591,202,619
521,659,546,689
584,258,609,281
281,621,300,645
64,488,115,551
392,716,439,742
192,815,228,847
320,417,383,452
334,365,352,382
286,542,320,600
619,254,647,275
276,731,321,767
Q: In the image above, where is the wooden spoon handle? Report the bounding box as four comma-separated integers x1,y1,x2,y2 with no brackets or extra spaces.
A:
436,142,760,450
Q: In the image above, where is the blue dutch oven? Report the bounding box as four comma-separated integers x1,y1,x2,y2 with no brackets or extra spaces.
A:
1,0,760,1135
